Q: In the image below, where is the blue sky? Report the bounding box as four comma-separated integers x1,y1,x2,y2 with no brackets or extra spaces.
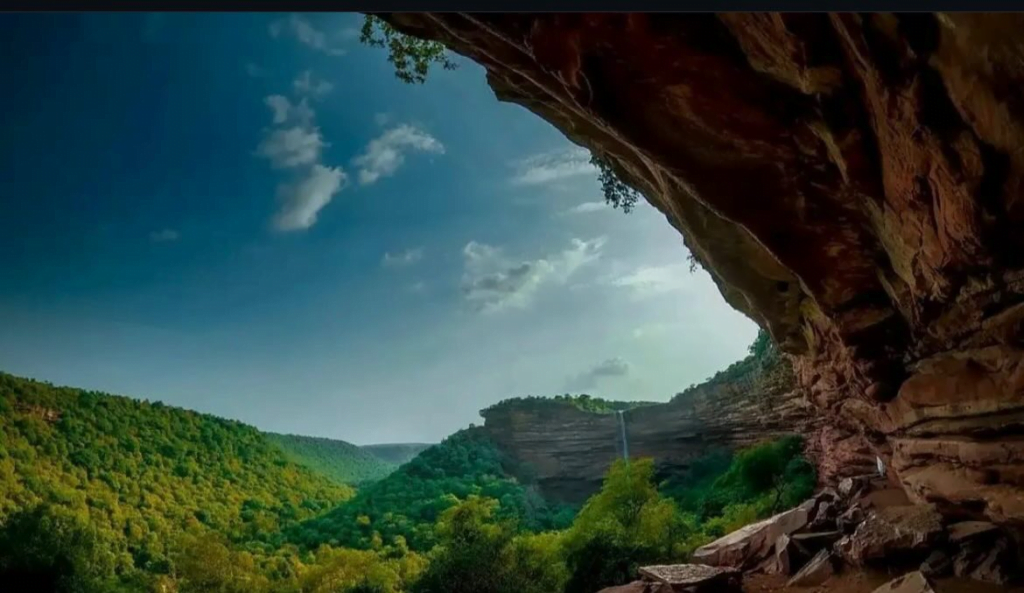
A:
0,13,758,444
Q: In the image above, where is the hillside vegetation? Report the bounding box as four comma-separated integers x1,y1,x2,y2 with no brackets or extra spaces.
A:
0,372,355,591
269,433,397,486
483,393,658,416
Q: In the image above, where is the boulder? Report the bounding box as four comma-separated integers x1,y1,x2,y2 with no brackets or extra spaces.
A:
870,571,935,593
766,534,791,575
692,499,813,569
838,475,870,500
638,564,741,592
835,505,944,567
786,549,834,588
598,583,656,593
809,501,836,530
918,551,951,578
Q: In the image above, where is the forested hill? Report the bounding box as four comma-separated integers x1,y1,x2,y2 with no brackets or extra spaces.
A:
269,433,397,485
0,371,360,588
288,428,577,552
361,442,433,465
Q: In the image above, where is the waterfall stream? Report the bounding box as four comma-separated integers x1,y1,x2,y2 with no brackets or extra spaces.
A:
616,410,629,462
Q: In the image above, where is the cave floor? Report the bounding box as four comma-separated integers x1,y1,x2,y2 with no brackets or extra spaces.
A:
743,572,1023,592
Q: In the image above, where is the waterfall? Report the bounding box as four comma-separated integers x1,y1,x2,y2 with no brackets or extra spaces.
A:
616,410,629,462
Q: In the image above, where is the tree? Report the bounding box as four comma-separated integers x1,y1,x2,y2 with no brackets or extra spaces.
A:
360,15,458,84
561,459,689,593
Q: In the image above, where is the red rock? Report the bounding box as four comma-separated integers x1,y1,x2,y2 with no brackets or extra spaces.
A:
380,12,1024,526
871,572,936,593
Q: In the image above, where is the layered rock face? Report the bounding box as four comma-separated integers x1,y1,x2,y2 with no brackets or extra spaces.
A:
481,359,814,502
381,13,1024,526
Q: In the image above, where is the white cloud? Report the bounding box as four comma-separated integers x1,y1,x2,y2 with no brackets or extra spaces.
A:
460,237,605,313
564,201,609,215
257,124,326,169
273,164,347,232
263,95,314,126
293,70,334,99
149,229,179,242
374,112,391,126
353,125,445,185
269,14,347,56
511,147,596,186
382,248,424,268
611,264,690,298
245,62,266,78
566,357,631,391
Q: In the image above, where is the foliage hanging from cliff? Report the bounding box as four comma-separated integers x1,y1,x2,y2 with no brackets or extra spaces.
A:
360,15,458,84
672,328,785,403
590,154,641,214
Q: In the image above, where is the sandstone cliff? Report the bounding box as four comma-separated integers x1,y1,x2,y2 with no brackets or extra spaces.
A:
381,13,1024,526
481,357,817,502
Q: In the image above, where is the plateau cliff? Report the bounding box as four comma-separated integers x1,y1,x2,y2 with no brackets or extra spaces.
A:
380,13,1024,526
481,355,818,502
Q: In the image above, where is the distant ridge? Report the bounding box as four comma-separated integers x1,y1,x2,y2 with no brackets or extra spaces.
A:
269,433,398,485
361,442,433,465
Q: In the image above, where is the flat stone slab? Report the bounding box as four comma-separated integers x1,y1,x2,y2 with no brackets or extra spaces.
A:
639,564,741,591
947,520,998,543
870,571,936,593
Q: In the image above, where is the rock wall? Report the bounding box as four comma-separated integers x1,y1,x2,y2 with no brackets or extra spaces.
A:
481,359,816,502
380,13,1024,526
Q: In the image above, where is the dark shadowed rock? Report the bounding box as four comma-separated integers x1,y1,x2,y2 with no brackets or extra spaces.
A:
787,549,835,587
837,505,865,534
947,520,999,544
918,550,951,578
871,571,935,593
953,533,1016,585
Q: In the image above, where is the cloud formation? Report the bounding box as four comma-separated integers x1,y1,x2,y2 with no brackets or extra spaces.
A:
564,201,609,215
257,125,326,169
149,229,179,242
511,147,596,186
245,62,266,78
293,70,334,99
257,85,342,231
382,248,424,268
353,125,445,185
273,164,347,231
269,14,347,56
566,357,631,391
611,264,690,299
460,237,605,313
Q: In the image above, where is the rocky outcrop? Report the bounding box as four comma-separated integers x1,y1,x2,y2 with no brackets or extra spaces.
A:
481,358,814,501
379,13,1024,525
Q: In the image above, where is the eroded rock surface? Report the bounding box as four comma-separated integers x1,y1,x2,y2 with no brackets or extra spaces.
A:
481,357,813,501
379,12,1024,525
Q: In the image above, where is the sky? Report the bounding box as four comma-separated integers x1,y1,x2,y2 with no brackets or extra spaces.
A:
0,13,758,444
